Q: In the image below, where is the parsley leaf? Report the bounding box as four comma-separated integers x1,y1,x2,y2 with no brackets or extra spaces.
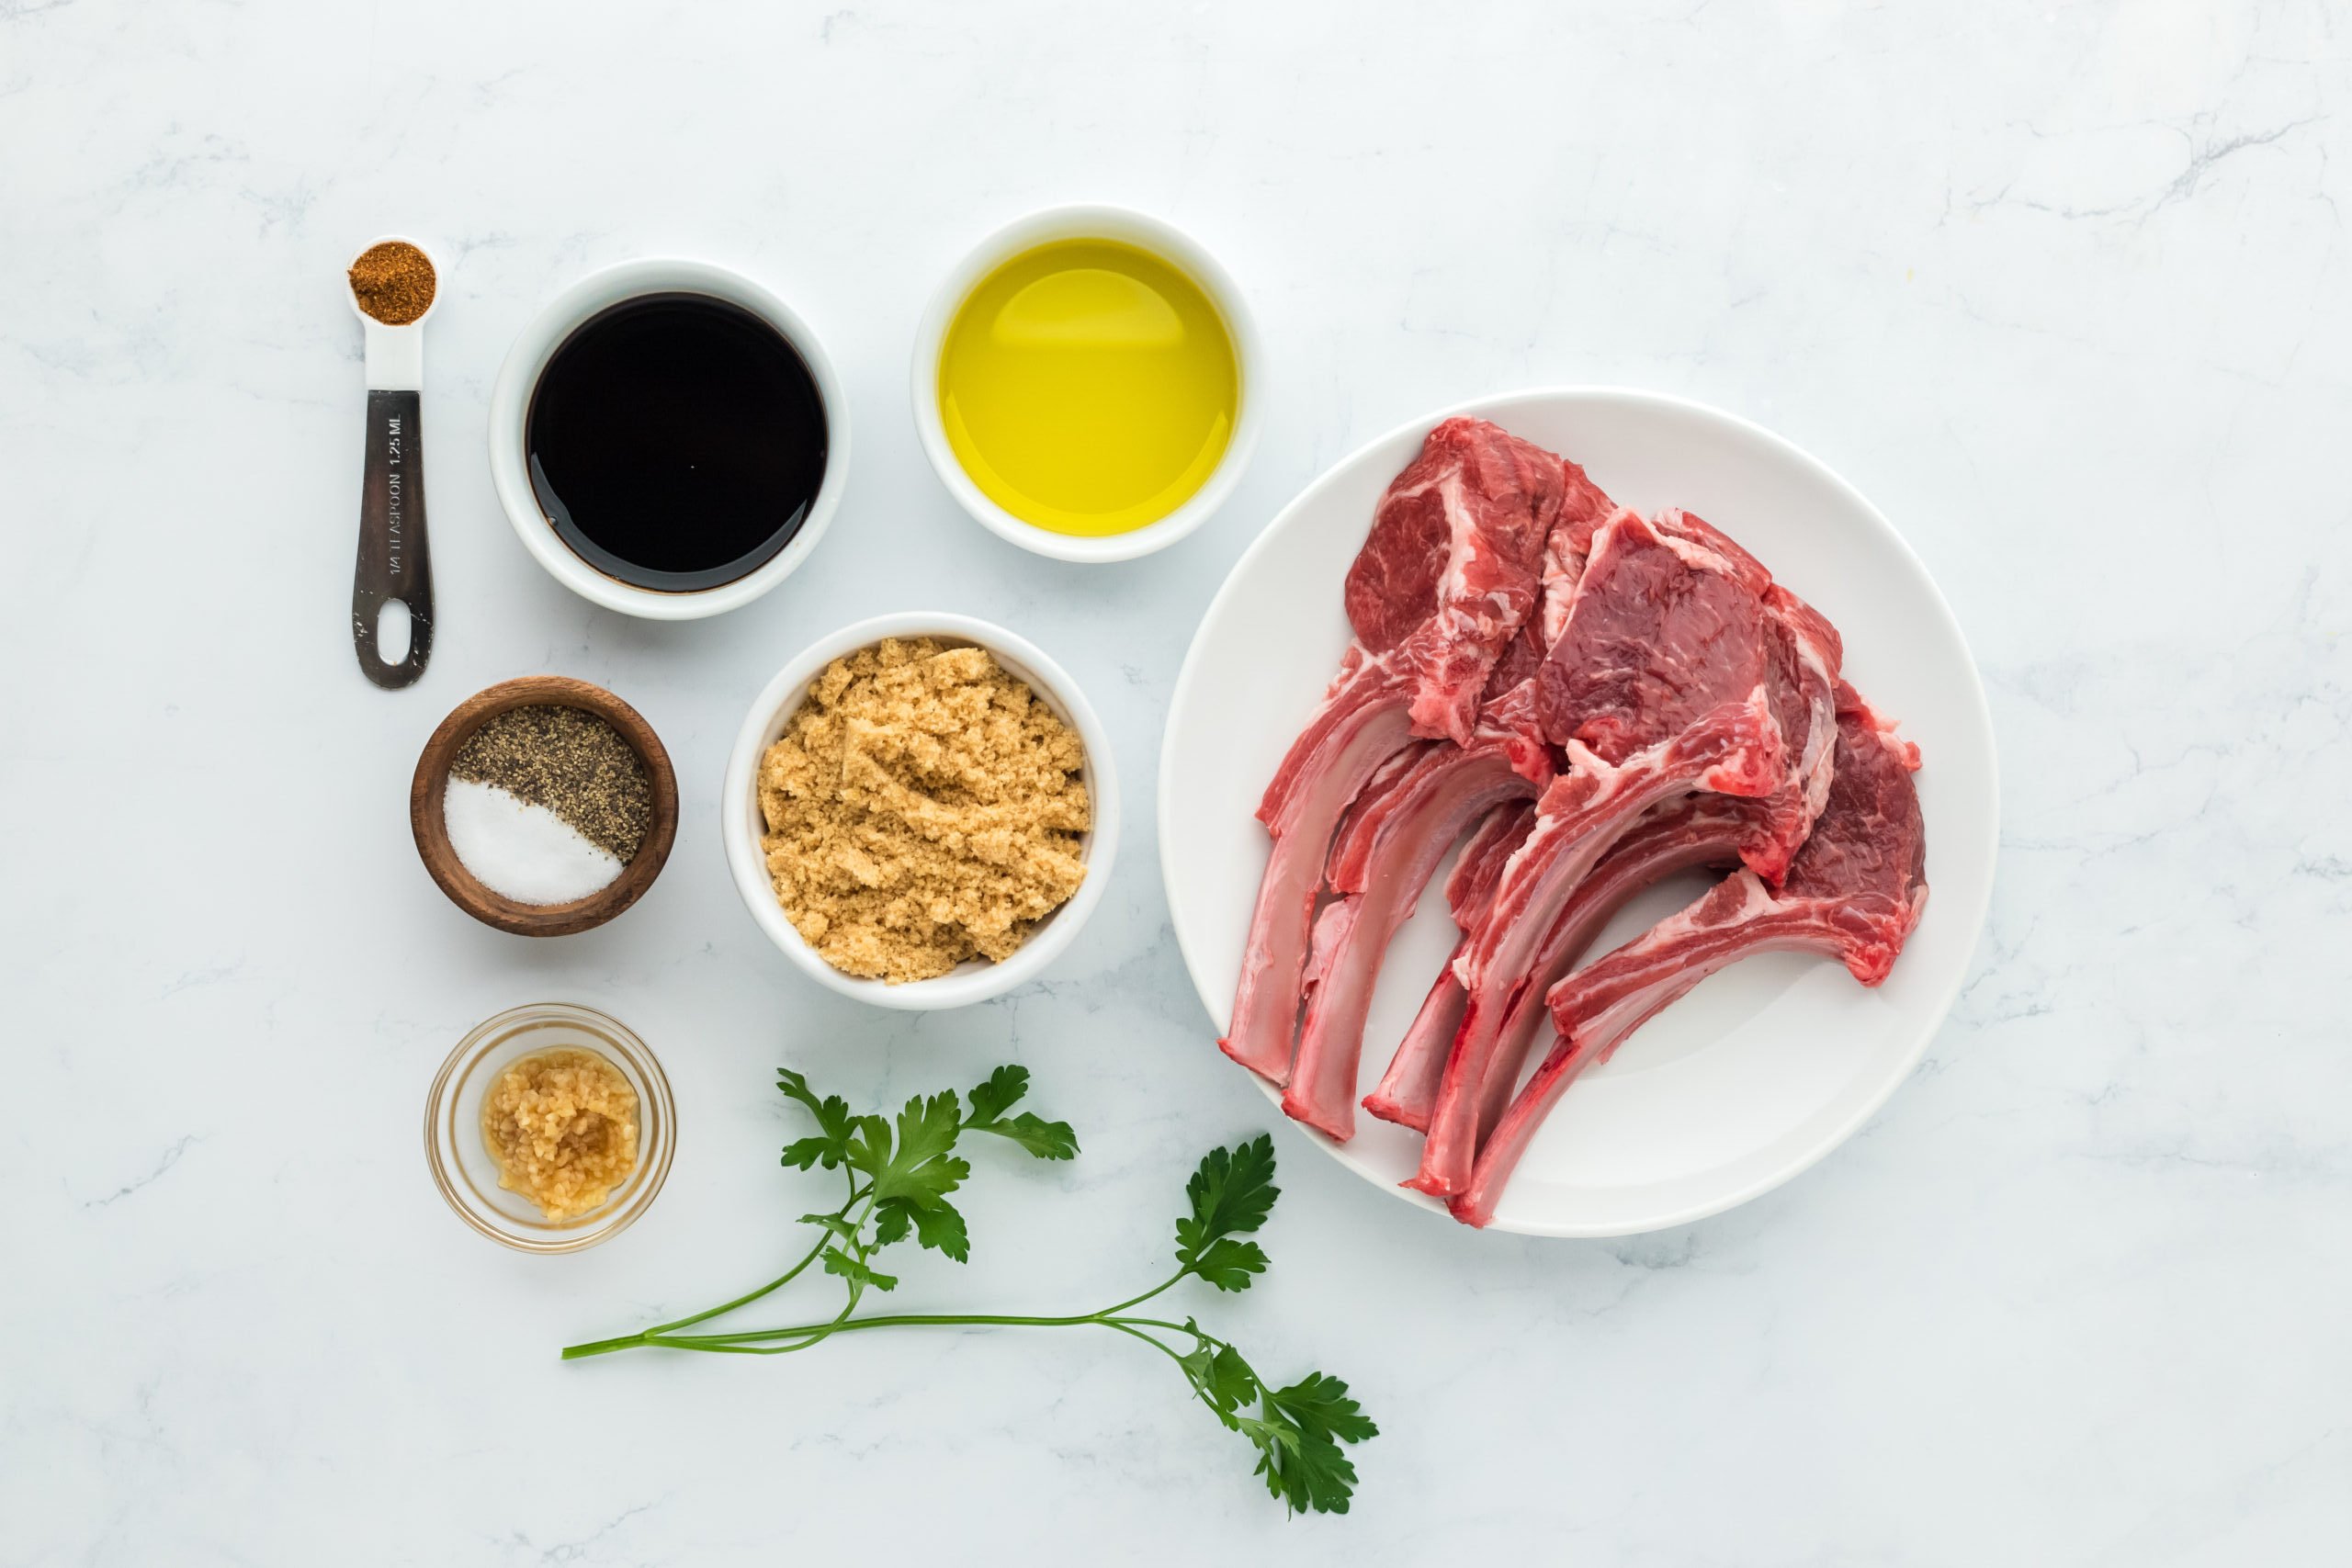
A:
970,1111,1079,1161
853,1092,970,1209
899,1201,970,1261
1186,1236,1270,1292
1243,1372,1376,1516
964,1066,1080,1160
867,1188,972,1261
1177,1322,1261,1428
781,1137,840,1172
842,1092,972,1262
777,1067,856,1170
842,1112,894,1179
1267,1372,1378,1445
964,1064,1030,1125
1244,1412,1351,1516
1176,1135,1279,1281
820,1247,897,1293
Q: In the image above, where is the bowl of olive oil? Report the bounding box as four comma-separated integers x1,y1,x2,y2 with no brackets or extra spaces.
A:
911,206,1262,563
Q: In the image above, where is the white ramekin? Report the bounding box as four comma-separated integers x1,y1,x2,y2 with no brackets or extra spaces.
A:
488,258,851,620
722,613,1121,1010
909,205,1263,564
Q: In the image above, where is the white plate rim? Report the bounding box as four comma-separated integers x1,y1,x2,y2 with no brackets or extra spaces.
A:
1159,385,1998,1237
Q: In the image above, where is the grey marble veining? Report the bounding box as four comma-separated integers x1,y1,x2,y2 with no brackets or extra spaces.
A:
3,2,2346,1562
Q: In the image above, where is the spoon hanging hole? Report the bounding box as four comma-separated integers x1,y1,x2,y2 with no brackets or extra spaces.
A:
377,598,413,665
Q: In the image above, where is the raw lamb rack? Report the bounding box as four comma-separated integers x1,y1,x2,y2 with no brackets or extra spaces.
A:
1218,419,1576,1082
1450,686,1928,1226
1216,416,1928,1226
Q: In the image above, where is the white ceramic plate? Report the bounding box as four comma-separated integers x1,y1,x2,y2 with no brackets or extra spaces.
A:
1160,389,1996,1237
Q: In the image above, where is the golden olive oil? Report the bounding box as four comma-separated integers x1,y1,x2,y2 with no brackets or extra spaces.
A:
938,239,1238,536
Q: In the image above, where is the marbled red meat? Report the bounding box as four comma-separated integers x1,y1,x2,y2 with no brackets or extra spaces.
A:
1408,509,1842,1198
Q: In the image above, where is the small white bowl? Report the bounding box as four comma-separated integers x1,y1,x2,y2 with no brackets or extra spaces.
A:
488,258,851,621
722,612,1121,1010
910,205,1263,564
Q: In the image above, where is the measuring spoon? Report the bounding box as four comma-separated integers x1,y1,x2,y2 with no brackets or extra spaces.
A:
347,234,439,689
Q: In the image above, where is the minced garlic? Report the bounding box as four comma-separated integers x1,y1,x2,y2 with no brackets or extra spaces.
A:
757,637,1091,983
481,1047,639,1220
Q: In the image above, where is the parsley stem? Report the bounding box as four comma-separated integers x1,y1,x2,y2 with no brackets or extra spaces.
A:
1099,1319,1188,1365
582,1305,1241,1360
565,1176,874,1359
640,1311,1110,1348
565,1274,1227,1361
1091,1269,1191,1318
643,1230,831,1337
1114,1315,1227,1347
607,1309,1212,1362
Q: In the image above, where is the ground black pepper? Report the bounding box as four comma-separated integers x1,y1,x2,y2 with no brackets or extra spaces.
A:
452,705,651,861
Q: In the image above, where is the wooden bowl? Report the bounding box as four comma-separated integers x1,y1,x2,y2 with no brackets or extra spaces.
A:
411,676,679,937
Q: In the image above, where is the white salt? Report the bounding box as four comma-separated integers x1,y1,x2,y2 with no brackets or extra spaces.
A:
443,777,624,905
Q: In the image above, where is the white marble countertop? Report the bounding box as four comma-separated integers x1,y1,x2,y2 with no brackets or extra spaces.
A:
6,3,2346,1562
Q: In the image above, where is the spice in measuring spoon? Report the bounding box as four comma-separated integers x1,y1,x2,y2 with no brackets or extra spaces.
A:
348,241,436,325
444,705,652,905
347,234,439,690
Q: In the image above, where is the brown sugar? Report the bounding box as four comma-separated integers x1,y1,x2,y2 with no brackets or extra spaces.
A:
757,638,1091,983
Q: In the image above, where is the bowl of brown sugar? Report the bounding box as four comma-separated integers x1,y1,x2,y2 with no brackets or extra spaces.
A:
721,614,1121,1010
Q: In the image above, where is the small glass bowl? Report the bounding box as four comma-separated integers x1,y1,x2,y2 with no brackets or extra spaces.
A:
424,1002,674,1252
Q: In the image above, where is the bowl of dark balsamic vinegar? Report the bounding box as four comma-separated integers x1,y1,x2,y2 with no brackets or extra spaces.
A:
489,260,850,619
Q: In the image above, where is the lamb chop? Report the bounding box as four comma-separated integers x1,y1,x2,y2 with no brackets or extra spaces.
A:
1363,791,1775,1135
1356,798,1532,1128
1278,448,1624,1137
1407,507,1841,1198
1450,687,1927,1226
1219,419,1579,1082
1317,615,1548,901
1278,618,1558,1139
1280,744,1544,1137
1444,798,1536,931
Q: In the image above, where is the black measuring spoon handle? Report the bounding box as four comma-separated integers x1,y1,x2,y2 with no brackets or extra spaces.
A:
353,388,435,689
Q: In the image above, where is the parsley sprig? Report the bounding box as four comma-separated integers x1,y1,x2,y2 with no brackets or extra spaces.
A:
563,1065,1377,1516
